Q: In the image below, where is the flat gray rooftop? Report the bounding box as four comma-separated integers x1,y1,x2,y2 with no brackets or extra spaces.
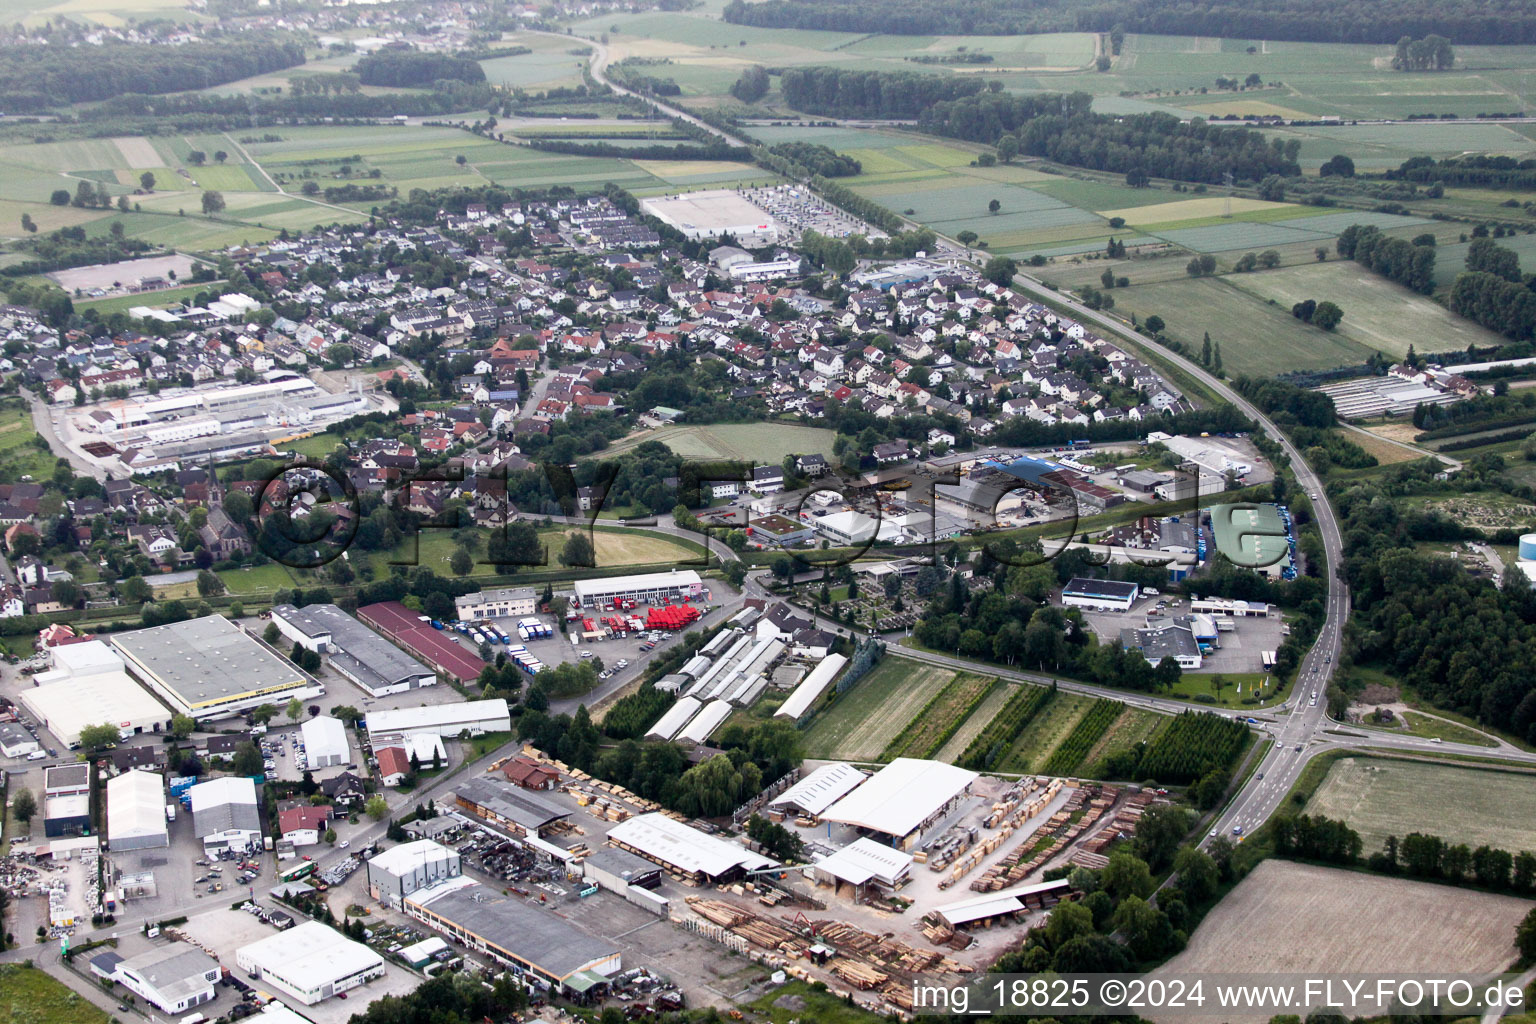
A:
112,615,310,709
276,603,433,691
415,884,616,979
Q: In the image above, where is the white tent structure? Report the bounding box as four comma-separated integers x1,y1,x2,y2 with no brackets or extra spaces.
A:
821,758,977,847
107,769,168,851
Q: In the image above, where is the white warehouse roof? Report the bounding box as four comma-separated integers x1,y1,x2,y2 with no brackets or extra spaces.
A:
814,837,912,887
769,762,866,817
19,668,170,747
774,653,847,722
932,878,1073,928
365,699,510,738
645,696,702,741
572,570,702,600
677,699,733,744
607,813,775,880
300,716,348,762
368,838,457,877
106,769,168,849
236,920,384,996
822,758,977,840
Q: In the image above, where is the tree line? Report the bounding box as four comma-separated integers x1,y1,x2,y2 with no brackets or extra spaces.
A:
767,141,861,177
726,0,1535,44
779,65,987,118
354,49,487,87
1392,154,1536,190
0,35,305,111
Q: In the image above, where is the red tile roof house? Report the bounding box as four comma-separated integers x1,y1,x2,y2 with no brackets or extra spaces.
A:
377,746,411,787
278,805,333,847
501,756,559,790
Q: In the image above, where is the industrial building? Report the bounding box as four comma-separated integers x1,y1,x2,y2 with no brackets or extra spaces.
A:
405,878,622,996
357,601,486,683
367,839,463,903
768,763,866,818
640,190,779,246
300,716,349,768
454,587,537,621
273,603,437,697
1209,502,1294,577
571,569,704,608
581,845,663,895
822,758,978,849
774,654,848,725
236,921,386,1005
43,763,91,838
606,812,777,884
106,769,168,851
189,776,262,854
1120,624,1203,670
812,838,913,893
644,696,702,741
932,878,1073,929
107,944,221,1015
0,721,40,758
19,640,173,748
112,615,319,720
453,777,570,838
1061,578,1140,612
676,699,733,745
364,699,510,745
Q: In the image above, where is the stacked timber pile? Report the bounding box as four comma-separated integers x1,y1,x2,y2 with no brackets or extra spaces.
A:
968,785,1119,892
685,897,797,949
831,959,888,989
1082,789,1156,854
811,921,972,976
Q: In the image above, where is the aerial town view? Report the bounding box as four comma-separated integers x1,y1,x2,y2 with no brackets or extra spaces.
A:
3,0,1536,1022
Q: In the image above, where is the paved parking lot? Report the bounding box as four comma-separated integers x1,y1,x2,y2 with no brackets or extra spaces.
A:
1078,596,1290,676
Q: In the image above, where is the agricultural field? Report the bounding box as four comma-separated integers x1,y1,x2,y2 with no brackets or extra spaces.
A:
1304,756,1536,854
0,964,111,1024
1158,860,1533,984
933,681,1018,762
364,522,699,580
598,422,838,463
996,690,1094,773
480,34,592,91
1081,275,1372,377
1226,261,1506,357
880,672,997,760
802,657,958,761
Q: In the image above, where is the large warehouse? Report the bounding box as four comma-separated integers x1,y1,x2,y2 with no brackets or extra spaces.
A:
822,758,977,849
769,762,866,818
357,601,486,683
1209,502,1293,578
406,878,622,996
189,776,261,854
107,769,168,852
300,716,349,768
606,812,776,884
639,190,779,246
19,640,173,748
112,615,319,720
272,603,437,697
236,921,386,1005
364,699,510,744
366,839,462,904
572,569,703,609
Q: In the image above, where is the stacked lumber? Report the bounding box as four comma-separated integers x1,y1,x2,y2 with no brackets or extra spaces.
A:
883,981,915,1010
1068,849,1109,871
922,922,955,946
831,959,888,989
688,897,749,928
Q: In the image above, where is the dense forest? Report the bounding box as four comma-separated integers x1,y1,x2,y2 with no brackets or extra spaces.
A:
922,94,1297,184
1333,459,1536,743
767,141,861,176
0,35,305,111
353,50,487,87
1336,223,1437,294
723,0,1536,45
779,66,986,118
1445,237,1536,340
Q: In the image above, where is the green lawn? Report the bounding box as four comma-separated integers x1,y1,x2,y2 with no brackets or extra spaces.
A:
217,562,301,598
1166,670,1288,709
0,964,112,1024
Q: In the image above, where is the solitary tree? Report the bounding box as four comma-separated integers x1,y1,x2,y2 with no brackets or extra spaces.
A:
365,795,389,820
450,546,474,576
201,190,225,215
213,150,228,163
286,697,304,723
996,135,1018,163
987,198,1001,215
78,723,121,752
170,713,196,739
188,150,206,165
1312,301,1344,331
140,171,156,191
558,531,596,568
11,788,36,825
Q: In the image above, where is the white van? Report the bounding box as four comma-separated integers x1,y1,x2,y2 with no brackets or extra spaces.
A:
26,750,47,761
